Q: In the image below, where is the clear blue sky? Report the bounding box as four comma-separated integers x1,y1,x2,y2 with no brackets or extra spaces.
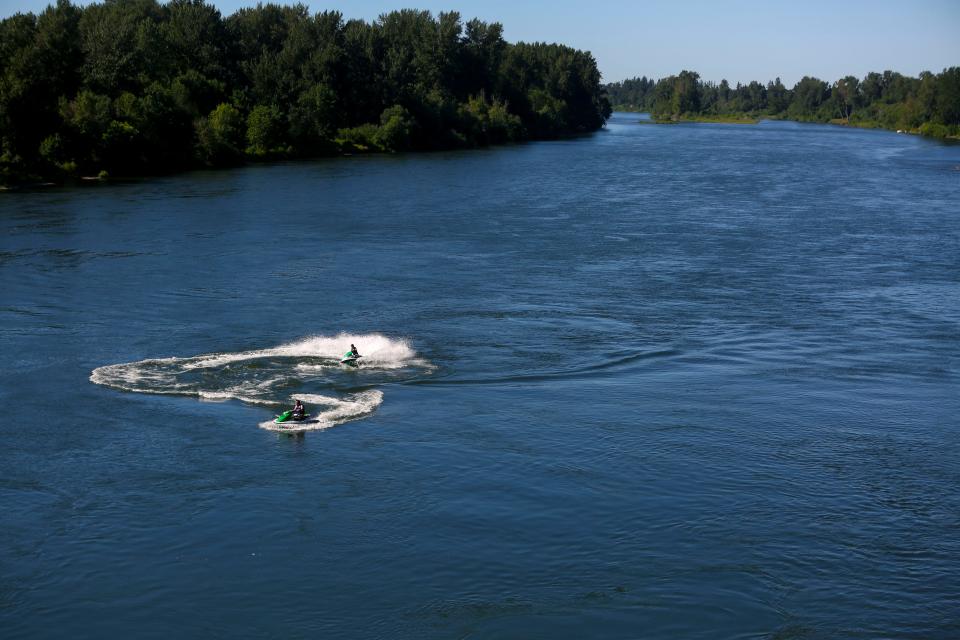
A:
2,0,957,85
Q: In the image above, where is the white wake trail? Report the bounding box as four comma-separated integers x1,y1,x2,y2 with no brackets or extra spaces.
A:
90,333,426,430
259,391,384,432
184,332,422,370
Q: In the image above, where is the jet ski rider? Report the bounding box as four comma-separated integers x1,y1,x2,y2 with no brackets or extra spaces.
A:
291,399,305,420
349,344,360,358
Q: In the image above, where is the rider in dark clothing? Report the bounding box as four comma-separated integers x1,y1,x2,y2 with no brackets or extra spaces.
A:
291,399,305,420
350,344,360,358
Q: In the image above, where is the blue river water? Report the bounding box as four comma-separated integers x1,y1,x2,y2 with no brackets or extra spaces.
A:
2,114,959,638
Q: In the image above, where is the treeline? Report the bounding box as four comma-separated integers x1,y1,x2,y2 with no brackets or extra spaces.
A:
0,0,611,184
606,69,960,138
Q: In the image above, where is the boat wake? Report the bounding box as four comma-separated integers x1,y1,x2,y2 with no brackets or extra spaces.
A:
258,391,385,432
90,333,429,431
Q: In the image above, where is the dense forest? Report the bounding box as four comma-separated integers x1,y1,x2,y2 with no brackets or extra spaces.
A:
606,69,960,139
0,0,611,185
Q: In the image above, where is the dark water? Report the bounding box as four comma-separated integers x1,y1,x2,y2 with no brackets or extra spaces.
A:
2,114,959,638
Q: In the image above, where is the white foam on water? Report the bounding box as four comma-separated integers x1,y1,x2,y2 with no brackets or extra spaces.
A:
89,359,190,395
293,393,345,405
184,333,421,370
90,333,422,429
198,389,277,405
260,391,384,432
295,363,333,373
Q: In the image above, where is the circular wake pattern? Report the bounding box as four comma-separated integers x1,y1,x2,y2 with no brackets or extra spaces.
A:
90,333,430,431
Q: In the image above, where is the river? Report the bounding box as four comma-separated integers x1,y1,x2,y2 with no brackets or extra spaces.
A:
2,113,958,638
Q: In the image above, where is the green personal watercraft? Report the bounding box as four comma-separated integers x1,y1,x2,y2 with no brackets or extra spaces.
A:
340,351,362,366
275,410,310,424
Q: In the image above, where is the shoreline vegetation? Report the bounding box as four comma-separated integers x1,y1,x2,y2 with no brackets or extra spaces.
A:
0,0,611,187
607,70,960,140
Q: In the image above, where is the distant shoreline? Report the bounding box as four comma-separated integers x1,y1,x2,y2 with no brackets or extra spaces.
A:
606,68,960,142
620,110,960,140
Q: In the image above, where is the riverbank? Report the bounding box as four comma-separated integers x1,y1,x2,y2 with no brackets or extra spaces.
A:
0,129,604,190
827,118,960,141
624,110,959,140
